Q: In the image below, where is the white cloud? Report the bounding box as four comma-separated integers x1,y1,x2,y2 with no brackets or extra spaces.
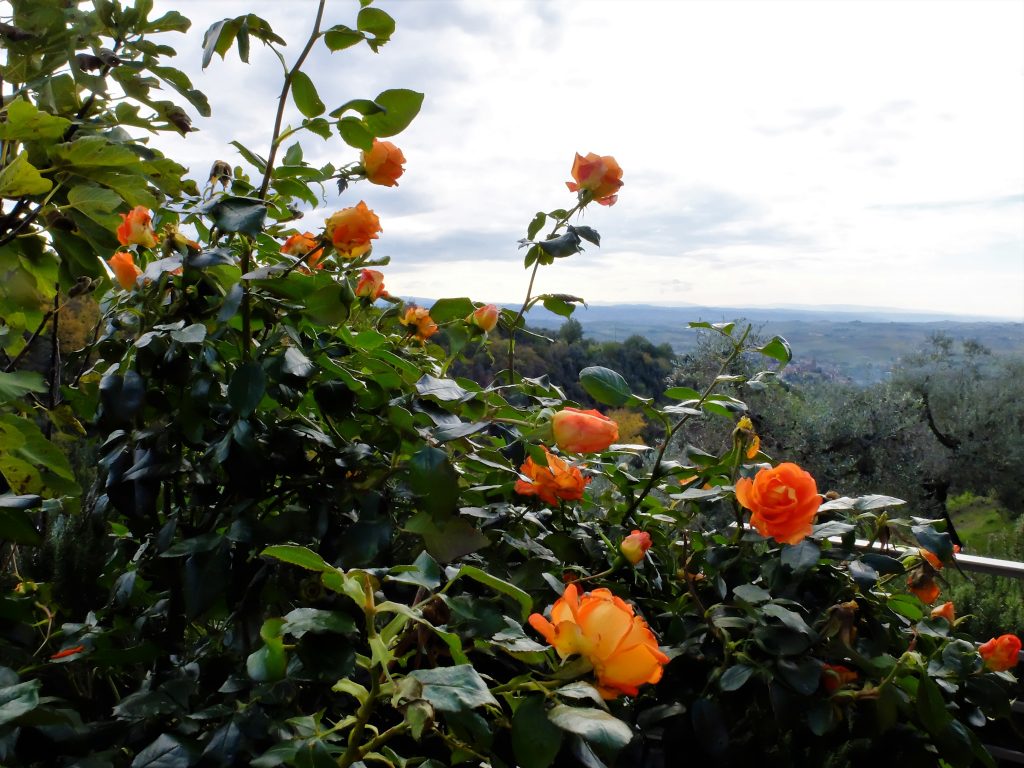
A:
151,0,1024,319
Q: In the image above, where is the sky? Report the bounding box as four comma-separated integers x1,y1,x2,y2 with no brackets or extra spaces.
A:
151,0,1024,320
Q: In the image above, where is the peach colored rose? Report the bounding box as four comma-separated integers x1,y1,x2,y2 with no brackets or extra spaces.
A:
566,152,623,206
734,462,822,545
116,206,158,248
528,583,668,699
108,251,142,290
467,303,499,333
552,408,619,453
399,305,438,341
908,574,941,605
326,201,381,259
355,269,387,300
821,663,858,693
979,634,1021,671
930,602,955,623
361,139,406,187
514,446,588,506
620,530,652,565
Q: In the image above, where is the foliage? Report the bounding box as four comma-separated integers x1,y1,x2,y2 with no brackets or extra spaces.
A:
0,2,1019,767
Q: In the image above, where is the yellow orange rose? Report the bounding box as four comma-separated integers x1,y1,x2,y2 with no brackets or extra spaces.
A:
355,269,387,300
979,634,1021,671
361,139,406,187
399,305,438,342
734,462,821,545
529,583,668,699
514,447,589,506
108,251,142,290
467,303,499,333
566,152,623,206
281,232,319,257
551,408,619,453
116,206,158,248
326,201,381,259
620,530,652,565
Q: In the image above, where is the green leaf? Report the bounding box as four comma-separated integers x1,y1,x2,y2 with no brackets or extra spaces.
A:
405,512,489,563
547,705,633,751
912,524,953,563
579,366,631,407
323,25,364,51
200,195,268,236
228,362,265,417
52,136,138,167
261,544,333,573
387,550,441,591
527,212,546,240
719,664,754,692
663,386,701,401
337,117,374,152
0,414,80,499
281,608,356,638
513,695,563,768
291,70,325,118
66,184,122,228
0,679,40,726
415,374,470,402
756,336,792,365
888,593,924,621
363,89,424,138
780,539,820,574
169,323,206,344
916,675,951,736
131,733,197,768
0,507,42,545
428,297,474,324
407,665,498,713
447,564,532,622
0,153,52,197
0,98,71,140
0,371,47,405
357,7,396,40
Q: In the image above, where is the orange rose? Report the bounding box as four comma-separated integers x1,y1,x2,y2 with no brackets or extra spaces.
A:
108,251,142,290
399,305,438,341
281,232,319,257
979,634,1021,671
355,269,387,300
467,303,499,333
930,602,956,623
326,201,381,259
620,530,652,565
921,544,960,570
908,574,941,605
361,139,406,187
734,462,822,545
514,446,589,506
116,206,158,248
551,408,619,453
566,152,623,206
821,663,858,693
528,583,668,699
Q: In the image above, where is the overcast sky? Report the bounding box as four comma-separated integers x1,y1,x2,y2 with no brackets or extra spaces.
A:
151,0,1024,319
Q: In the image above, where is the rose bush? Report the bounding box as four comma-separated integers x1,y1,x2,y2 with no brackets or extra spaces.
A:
0,2,1018,767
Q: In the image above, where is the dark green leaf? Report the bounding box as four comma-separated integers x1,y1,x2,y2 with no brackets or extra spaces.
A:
199,195,268,236
0,679,40,726
912,524,953,563
261,545,333,573
408,665,498,713
781,540,820,574
447,564,532,622
130,733,197,768
228,362,265,417
0,508,42,545
387,550,441,590
571,225,600,246
719,664,754,692
282,608,356,637
579,366,631,407
513,696,563,768
547,705,633,750
416,374,470,402
0,371,47,405
756,336,792,365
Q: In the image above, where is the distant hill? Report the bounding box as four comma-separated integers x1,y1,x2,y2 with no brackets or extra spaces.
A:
401,298,1024,385
520,304,1024,385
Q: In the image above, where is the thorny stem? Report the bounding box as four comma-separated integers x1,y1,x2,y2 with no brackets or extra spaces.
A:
624,326,752,520
257,0,327,200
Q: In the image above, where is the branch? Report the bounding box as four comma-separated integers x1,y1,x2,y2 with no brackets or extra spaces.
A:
257,0,327,200
920,389,960,450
